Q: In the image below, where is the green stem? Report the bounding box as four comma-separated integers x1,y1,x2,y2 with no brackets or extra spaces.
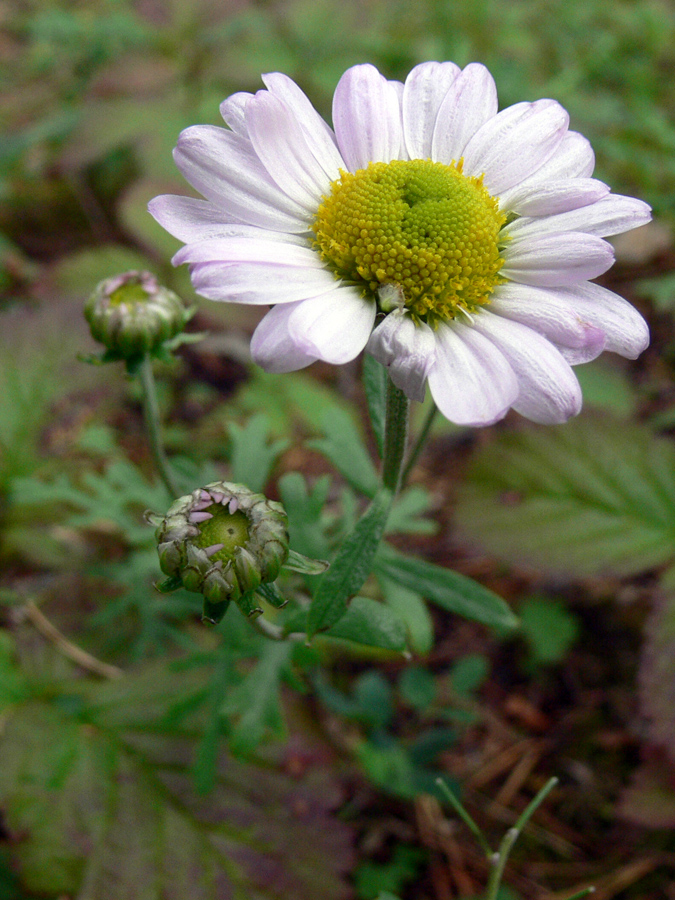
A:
381,378,410,494
139,354,180,498
401,401,438,486
484,777,559,900
435,778,492,859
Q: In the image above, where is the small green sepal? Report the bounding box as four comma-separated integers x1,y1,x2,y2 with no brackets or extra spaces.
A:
284,549,330,576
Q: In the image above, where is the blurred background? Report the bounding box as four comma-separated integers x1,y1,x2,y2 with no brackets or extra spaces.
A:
3,1,675,899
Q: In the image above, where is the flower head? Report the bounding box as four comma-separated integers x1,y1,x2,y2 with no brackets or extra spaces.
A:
85,270,193,367
150,62,651,425
153,481,289,623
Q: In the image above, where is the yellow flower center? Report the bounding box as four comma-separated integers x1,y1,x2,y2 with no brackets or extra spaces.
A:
196,506,250,563
312,159,507,325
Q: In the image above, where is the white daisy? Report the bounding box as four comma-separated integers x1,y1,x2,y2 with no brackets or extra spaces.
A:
149,61,651,426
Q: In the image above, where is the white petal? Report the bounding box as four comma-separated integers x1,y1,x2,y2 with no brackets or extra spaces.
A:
431,63,498,165
288,286,376,363
245,91,333,210
427,322,518,426
219,92,252,135
402,61,460,160
366,311,435,402
560,282,650,359
188,260,340,304
463,99,569,195
473,311,582,424
500,178,610,216
148,195,236,242
505,194,652,240
250,302,318,373
262,72,345,180
332,64,403,171
489,282,606,353
497,130,595,207
501,232,614,286
174,126,309,231
555,343,606,365
174,237,322,267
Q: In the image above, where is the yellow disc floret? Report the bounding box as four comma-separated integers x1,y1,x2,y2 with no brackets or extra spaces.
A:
312,159,507,325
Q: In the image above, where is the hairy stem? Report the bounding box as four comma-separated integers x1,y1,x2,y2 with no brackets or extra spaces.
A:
139,354,181,498
381,378,410,494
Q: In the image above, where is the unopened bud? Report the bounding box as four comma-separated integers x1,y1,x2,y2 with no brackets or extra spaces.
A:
153,481,289,623
85,270,192,363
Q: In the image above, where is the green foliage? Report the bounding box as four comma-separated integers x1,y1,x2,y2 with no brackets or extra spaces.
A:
374,546,518,630
308,406,380,498
456,413,675,577
307,489,393,637
398,666,437,711
326,597,406,652
362,355,388,459
228,413,289,492
0,634,354,900
519,596,580,665
354,845,425,900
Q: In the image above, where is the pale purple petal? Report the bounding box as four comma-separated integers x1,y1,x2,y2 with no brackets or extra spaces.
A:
204,543,225,557
245,91,333,210
261,72,345,179
505,194,652,239
431,63,498,164
366,311,436,402
288,286,376,363
174,126,309,231
174,237,324,267
463,99,569,195
427,322,519,426
497,131,596,208
489,282,606,354
402,61,461,160
189,260,340,304
219,92,252,134
472,311,582,424
555,344,607,365
149,198,308,244
189,511,213,523
332,64,403,171
501,232,614,286
560,282,650,359
251,302,319,373
499,178,610,217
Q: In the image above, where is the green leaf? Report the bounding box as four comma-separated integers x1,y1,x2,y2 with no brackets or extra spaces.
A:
278,472,332,561
308,489,393,637
456,414,675,577
378,577,434,655
374,547,517,630
327,596,406,651
519,596,579,664
0,648,354,900
362,354,387,459
221,642,294,755
308,406,380,498
386,486,437,535
228,413,289,492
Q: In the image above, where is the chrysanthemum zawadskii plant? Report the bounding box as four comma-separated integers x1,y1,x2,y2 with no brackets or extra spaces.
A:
149,61,650,427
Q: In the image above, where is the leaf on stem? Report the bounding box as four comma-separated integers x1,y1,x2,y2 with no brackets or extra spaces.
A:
362,353,388,459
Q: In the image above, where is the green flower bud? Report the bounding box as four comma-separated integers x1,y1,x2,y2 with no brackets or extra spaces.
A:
153,481,289,623
85,270,192,362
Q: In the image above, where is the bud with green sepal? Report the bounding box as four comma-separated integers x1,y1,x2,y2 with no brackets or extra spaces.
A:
84,270,198,372
150,481,328,625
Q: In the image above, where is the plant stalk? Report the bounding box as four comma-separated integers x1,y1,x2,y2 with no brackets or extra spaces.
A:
139,354,180,498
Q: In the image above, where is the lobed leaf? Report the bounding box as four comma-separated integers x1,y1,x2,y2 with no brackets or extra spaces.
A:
456,413,675,577
326,596,406,652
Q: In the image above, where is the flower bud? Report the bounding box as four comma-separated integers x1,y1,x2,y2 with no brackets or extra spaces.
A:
153,481,290,623
85,270,191,362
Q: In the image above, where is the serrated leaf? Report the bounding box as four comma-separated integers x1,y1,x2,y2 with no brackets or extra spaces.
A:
373,547,517,630
456,414,675,577
278,472,332,561
0,646,354,900
308,406,379,498
307,489,393,637
228,413,289,492
386,486,437,536
326,596,406,651
362,354,387,459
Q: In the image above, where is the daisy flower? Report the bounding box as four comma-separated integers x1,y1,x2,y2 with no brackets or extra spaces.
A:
149,62,651,426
